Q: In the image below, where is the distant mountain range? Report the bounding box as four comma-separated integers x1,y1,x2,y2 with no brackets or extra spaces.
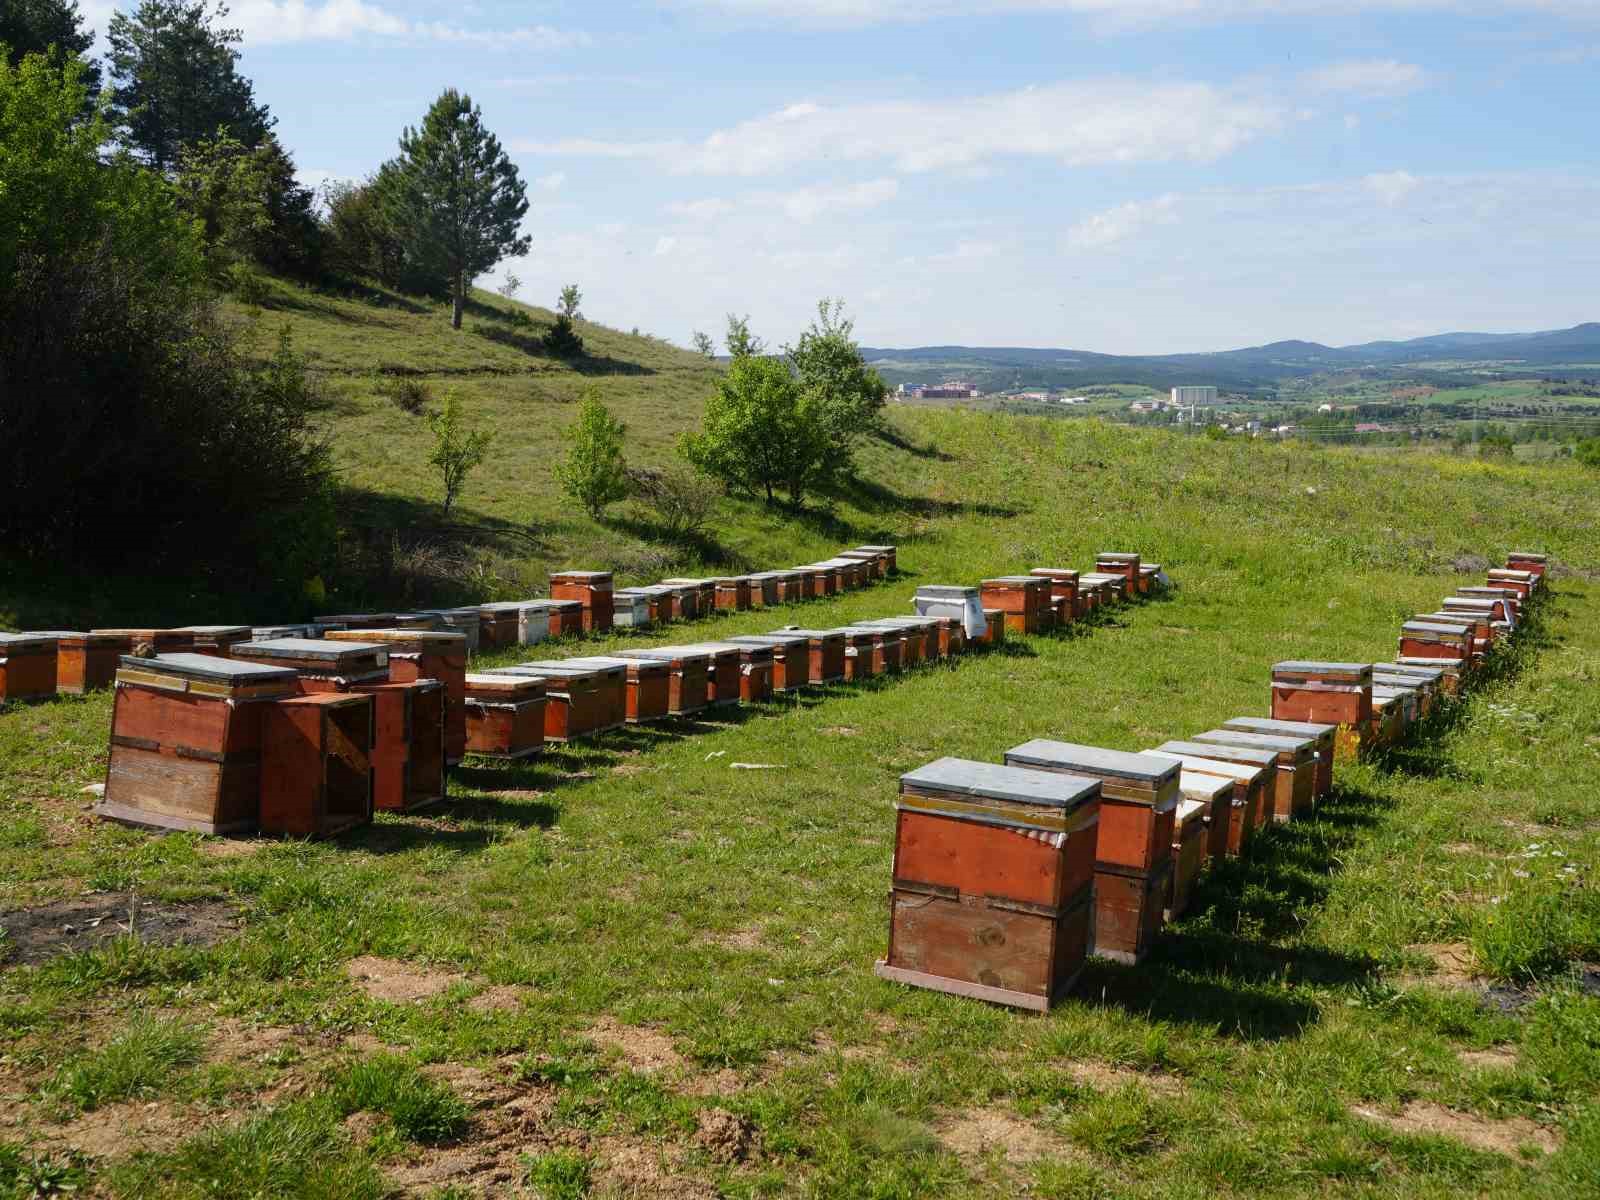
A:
862,323,1600,395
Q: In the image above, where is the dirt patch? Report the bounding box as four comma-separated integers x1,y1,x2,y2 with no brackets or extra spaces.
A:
700,926,763,951
1403,943,1480,989
0,894,241,967
343,1110,387,1145
1442,843,1480,856
587,1017,686,1074
820,726,858,736
345,955,467,1004
693,1107,755,1164
199,838,263,859
594,1135,716,1199
1353,1101,1560,1156
467,985,530,1014
679,1067,744,1097
937,1109,1068,1161
1459,1047,1520,1072
383,1066,558,1195
206,1018,301,1065
39,1100,192,1159
1064,1061,1185,1096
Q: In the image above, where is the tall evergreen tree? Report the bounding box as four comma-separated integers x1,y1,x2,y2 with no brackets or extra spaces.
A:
1,0,101,97
385,88,530,329
106,0,273,170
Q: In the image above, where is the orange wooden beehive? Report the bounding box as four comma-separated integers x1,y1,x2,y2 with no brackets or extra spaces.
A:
975,609,1007,647
176,626,252,658
1505,551,1547,582
840,627,887,681
1029,569,1080,626
565,656,672,723
616,648,711,715
351,679,446,813
98,653,302,835
711,577,752,612
725,634,809,692
1145,748,1266,856
60,629,196,697
1175,770,1234,865
1192,729,1316,822
980,577,1052,636
521,660,626,737
1270,661,1373,757
550,571,615,634
231,638,390,692
863,618,942,663
260,692,373,838
746,573,781,608
1166,799,1209,921
685,641,773,703
782,630,848,684
324,630,468,766
770,571,806,603
876,757,1100,1011
855,544,896,575
1003,741,1179,966
1486,569,1536,602
463,672,546,758
1399,621,1473,666
0,634,58,705
1095,553,1142,595
1222,717,1335,801
1080,573,1128,604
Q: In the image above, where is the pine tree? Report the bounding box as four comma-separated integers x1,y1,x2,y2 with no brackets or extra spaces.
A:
1,0,101,97
106,1,274,170
385,89,530,329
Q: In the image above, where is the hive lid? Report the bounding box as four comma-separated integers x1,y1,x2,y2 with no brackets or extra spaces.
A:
1443,597,1496,610
464,672,545,696
861,617,938,629
1401,621,1470,636
0,633,53,650
1223,716,1335,739
1004,740,1179,785
234,638,387,665
1487,568,1537,580
1272,660,1372,676
616,647,712,665
1396,655,1464,670
1372,683,1418,698
18,630,86,638
746,571,785,580
1153,740,1277,768
1194,729,1313,755
544,599,583,610
982,575,1044,585
676,641,759,656
525,658,624,677
564,655,660,674
1145,750,1265,782
1178,772,1236,800
660,577,714,586
1139,564,1161,574
480,601,532,613
725,633,810,648
325,629,466,650
1375,662,1444,680
901,757,1099,809
176,625,251,637
550,570,615,581
1028,568,1080,580
1177,798,1208,826
121,653,299,687
1078,573,1123,585
782,628,850,641
314,613,395,624
1096,552,1141,563
856,545,896,553
1507,551,1548,561
915,585,980,600
92,628,188,639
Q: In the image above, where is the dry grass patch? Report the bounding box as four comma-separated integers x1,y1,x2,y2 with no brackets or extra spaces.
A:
1352,1101,1561,1157
38,1098,194,1159
1064,1060,1186,1096
587,1016,687,1074
699,925,764,951
467,984,530,1014
1402,942,1480,989
937,1108,1070,1162
1458,1047,1520,1072
345,955,468,1004
593,1134,717,1199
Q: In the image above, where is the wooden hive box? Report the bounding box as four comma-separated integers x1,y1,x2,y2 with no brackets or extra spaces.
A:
1144,750,1264,857
636,586,677,624
477,603,524,650
1095,552,1142,595
314,613,396,634
1505,551,1548,582
815,557,863,589
1221,717,1335,801
1371,685,1417,743
56,633,126,695
837,550,882,581
802,564,841,596
1138,564,1162,594
98,654,299,833
725,634,809,692
522,659,627,736
550,570,616,634
785,567,821,601
1423,609,1493,658
463,673,546,759
565,656,671,723
661,578,716,615
544,600,585,639
260,693,373,838
914,585,986,641
176,626,251,658
615,648,711,715
1167,799,1209,921
928,615,966,658
0,634,58,705
655,583,697,621
1486,569,1536,601
488,602,550,647
876,757,1100,1011
975,609,1007,647
779,630,848,684
493,666,608,742
1080,572,1128,604
867,617,943,663
840,627,887,681
1174,770,1234,865
1270,661,1373,756
324,630,468,766
431,608,483,655
612,590,654,630
251,625,314,641
712,577,752,612
1399,621,1473,665
980,577,1052,636
1029,569,1080,625
1373,663,1443,715
856,544,897,574
688,641,773,703
1150,741,1276,839
388,613,449,632
1395,655,1465,697
1002,741,1179,966
667,643,741,705
771,571,806,603
1192,729,1316,822
232,638,390,693
1452,589,1517,627
350,679,446,813
746,573,781,608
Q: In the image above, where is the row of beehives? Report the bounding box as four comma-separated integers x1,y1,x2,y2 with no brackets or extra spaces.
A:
0,547,899,705
873,551,1548,1011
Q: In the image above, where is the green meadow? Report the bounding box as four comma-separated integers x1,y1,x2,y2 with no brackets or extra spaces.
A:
3,281,1599,1197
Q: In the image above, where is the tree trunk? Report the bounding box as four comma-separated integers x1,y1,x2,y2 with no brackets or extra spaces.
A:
452,270,464,329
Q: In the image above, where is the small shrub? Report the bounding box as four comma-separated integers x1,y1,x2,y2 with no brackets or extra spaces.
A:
1576,437,1600,469
51,1015,203,1111
330,1055,469,1144
545,313,584,358
425,393,494,516
556,391,629,518
629,465,720,539
375,373,433,415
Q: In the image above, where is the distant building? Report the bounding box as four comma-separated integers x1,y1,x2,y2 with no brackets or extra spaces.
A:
923,381,979,399
1130,399,1172,414
1015,391,1051,403
1171,386,1218,407
1355,422,1387,433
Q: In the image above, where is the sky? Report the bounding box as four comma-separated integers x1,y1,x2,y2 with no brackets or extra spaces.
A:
79,0,1600,354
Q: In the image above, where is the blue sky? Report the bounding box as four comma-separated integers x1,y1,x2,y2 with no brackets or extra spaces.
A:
83,1,1600,353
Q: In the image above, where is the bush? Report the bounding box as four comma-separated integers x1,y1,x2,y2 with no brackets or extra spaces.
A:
682,355,821,507
629,465,719,539
0,54,336,599
374,373,432,415
557,391,629,518
545,312,584,358
425,393,493,515
1576,437,1600,469
51,1016,202,1111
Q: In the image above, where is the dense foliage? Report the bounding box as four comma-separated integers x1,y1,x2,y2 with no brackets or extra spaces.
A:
1,0,100,95
558,392,630,518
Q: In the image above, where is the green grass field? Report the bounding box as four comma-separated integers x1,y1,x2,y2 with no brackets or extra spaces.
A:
3,280,1599,1197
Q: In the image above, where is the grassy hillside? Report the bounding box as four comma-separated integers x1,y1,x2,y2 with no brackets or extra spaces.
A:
3,276,1599,1197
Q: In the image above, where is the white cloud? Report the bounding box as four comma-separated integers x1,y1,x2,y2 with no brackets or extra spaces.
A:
1301,58,1428,98
669,179,900,224
535,171,568,192
653,236,679,256
523,80,1285,176
1364,170,1422,205
1066,194,1181,249
667,197,740,220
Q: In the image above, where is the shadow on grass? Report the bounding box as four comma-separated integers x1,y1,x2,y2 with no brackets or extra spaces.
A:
599,512,737,570
1081,960,1322,1041
873,426,957,463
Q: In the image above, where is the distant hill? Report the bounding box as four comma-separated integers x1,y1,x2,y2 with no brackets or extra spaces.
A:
862,323,1600,395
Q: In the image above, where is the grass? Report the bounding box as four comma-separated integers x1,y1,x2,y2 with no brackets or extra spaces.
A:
2,274,1599,1195
49,1014,204,1112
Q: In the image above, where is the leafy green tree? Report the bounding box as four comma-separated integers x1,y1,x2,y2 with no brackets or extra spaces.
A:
173,128,271,283
683,356,818,506
1,0,100,96
784,298,887,500
1574,437,1600,469
691,331,715,359
106,1,273,170
558,283,582,320
426,393,494,515
724,313,763,359
385,88,530,329
557,391,630,518
251,133,320,275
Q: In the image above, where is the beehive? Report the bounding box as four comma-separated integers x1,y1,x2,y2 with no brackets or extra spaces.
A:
1138,565,1161,595
688,641,774,703
612,590,654,630
840,627,887,681
521,659,627,737
980,577,1052,636
855,544,897,574
725,634,809,692
1505,551,1548,582
352,679,446,813
564,656,671,723
1028,569,1080,624
671,643,742,705
55,633,126,695
545,600,585,639
1175,770,1234,865
660,578,716,615
389,613,449,632
1270,661,1374,757
1144,750,1265,857
324,630,468,766
478,603,523,650
260,693,374,838
876,757,1100,1011
837,550,882,580
746,573,781,608
1192,729,1316,822
1151,740,1277,838
232,638,390,691
802,563,841,596
712,577,751,612
615,648,711,715
771,571,806,603
251,625,314,641
1399,621,1473,666
862,617,942,663
1420,610,1490,656
1221,717,1335,801
1166,799,1209,920
975,609,1007,648
463,673,546,759
1450,589,1516,627
1486,569,1536,602
1002,741,1179,966
1095,552,1142,595
0,634,58,705
1395,655,1465,697
314,613,395,634
549,570,615,633
431,608,483,655
913,586,987,638
779,629,849,684
1373,663,1444,715
1079,572,1128,604
176,626,251,658
95,654,299,833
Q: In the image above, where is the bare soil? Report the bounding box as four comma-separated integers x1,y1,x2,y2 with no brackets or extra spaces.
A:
1353,1101,1561,1157
692,1107,755,1163
587,1016,687,1074
936,1108,1070,1161
0,893,241,966
345,955,467,1003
